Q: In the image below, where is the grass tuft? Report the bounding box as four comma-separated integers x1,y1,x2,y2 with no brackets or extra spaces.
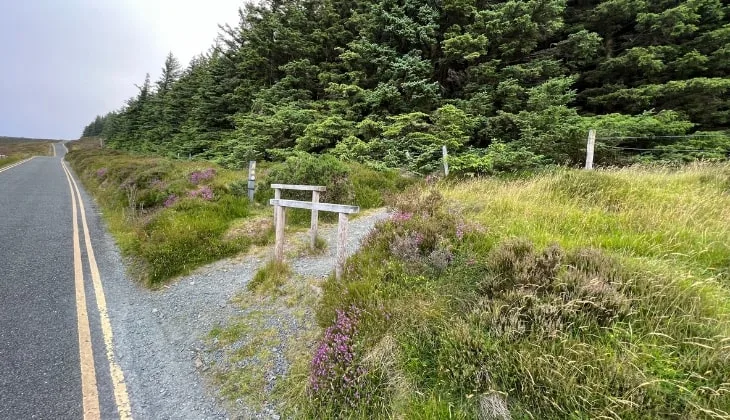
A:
248,260,292,295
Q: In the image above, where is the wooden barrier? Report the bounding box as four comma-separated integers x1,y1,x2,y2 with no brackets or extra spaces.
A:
269,191,359,280
271,184,327,250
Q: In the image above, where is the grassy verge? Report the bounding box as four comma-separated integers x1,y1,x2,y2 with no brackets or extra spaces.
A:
0,139,55,168
65,139,411,286
283,164,730,418
66,139,272,285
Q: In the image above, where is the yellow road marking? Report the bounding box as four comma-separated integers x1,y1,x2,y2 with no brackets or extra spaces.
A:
62,163,101,420
62,162,133,419
0,157,35,174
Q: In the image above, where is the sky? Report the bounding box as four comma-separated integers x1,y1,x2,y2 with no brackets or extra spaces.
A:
0,0,242,140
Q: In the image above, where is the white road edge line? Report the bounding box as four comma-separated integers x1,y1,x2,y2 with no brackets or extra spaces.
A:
0,157,35,174
62,161,133,420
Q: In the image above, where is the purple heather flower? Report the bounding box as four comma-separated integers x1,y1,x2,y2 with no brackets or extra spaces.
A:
188,186,214,201
96,167,108,178
163,194,178,208
189,168,216,184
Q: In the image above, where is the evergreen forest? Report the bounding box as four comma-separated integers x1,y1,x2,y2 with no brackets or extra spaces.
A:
82,0,730,173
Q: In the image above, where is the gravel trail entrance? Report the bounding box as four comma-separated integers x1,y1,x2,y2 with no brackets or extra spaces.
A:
92,202,387,419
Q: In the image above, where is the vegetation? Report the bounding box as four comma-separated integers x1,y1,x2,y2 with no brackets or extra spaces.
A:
65,138,408,284
283,164,730,418
0,137,55,168
82,0,729,173
65,139,269,285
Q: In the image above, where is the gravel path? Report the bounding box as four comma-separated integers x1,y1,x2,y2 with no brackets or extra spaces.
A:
77,172,388,420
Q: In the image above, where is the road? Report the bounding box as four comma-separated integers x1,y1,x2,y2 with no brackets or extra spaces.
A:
0,144,229,419
0,144,127,419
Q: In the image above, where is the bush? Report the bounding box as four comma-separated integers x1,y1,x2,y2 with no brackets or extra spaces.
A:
257,152,353,204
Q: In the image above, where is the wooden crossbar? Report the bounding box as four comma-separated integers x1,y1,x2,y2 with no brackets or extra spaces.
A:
269,190,359,280
270,184,326,192
269,199,359,214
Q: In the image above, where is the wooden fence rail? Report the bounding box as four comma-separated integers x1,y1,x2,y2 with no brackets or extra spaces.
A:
269,184,359,280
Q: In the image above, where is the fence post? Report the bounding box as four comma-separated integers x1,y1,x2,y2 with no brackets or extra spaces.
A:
585,129,596,170
335,213,349,281
247,161,256,202
310,190,320,249
100,138,104,148
274,188,284,261
442,145,449,177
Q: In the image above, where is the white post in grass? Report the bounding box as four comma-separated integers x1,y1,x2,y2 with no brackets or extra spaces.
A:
247,161,256,202
442,145,449,177
585,129,596,170
310,190,320,250
100,137,104,148
336,213,349,281
273,187,284,262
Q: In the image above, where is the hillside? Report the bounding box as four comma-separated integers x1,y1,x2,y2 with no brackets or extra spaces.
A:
0,137,56,167
82,0,730,172
273,164,729,418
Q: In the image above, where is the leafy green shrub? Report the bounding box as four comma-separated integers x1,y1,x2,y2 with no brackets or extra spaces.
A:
257,152,353,203
449,143,546,176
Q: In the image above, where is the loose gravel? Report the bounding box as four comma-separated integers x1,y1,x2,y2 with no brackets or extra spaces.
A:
79,174,388,420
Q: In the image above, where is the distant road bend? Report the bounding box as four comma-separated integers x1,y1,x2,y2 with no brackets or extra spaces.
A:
0,143,131,419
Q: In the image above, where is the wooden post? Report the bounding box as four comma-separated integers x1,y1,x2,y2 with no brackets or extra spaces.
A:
274,188,284,261
100,138,104,148
310,190,320,249
335,213,349,281
442,145,449,177
585,129,596,170
247,161,256,202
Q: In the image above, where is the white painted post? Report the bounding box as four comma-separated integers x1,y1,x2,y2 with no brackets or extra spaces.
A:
585,129,596,170
335,213,349,281
442,145,449,177
247,161,256,202
274,188,284,261
100,138,104,148
310,190,320,249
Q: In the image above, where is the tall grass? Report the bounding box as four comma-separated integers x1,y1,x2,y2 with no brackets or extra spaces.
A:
286,164,730,418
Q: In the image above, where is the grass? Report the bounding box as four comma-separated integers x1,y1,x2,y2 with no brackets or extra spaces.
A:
282,163,730,418
66,138,411,285
65,138,271,285
248,260,292,295
0,138,56,168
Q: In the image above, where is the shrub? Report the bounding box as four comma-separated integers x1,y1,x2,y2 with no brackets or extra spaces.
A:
257,152,353,206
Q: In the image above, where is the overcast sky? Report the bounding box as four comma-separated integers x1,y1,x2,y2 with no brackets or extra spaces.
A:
0,0,242,139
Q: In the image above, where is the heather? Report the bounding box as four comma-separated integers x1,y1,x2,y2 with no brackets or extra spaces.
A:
65,140,267,285
284,164,730,418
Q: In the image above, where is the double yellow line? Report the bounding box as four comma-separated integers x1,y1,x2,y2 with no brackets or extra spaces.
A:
61,161,132,420
0,157,35,174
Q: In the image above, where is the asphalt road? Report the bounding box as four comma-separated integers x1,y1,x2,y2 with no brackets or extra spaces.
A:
0,145,119,419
